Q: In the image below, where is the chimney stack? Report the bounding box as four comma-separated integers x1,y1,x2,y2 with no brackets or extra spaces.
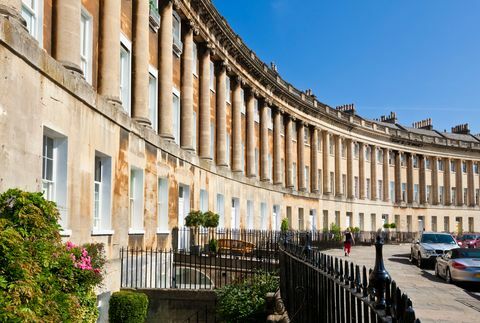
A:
375,112,397,124
451,123,470,135
412,118,433,130
335,103,356,115
270,62,278,73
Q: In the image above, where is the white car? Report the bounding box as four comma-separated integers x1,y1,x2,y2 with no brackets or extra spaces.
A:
410,232,459,268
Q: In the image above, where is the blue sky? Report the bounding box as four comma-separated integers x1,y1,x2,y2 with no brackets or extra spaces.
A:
212,0,480,134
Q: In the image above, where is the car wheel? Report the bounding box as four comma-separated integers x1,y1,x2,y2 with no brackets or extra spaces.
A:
445,268,453,284
417,253,424,269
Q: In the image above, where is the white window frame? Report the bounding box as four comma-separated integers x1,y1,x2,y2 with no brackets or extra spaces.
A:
209,61,215,91
42,127,70,235
157,178,169,233
120,33,132,115
226,76,231,104
92,152,114,235
254,99,260,123
148,66,158,132
80,7,93,84
226,133,231,166
172,87,181,144
21,0,43,45
192,42,198,76
200,189,209,213
129,167,145,234
192,111,197,151
240,89,246,114
172,10,183,56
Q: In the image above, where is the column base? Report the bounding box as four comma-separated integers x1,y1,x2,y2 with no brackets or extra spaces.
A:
273,181,283,186
200,156,213,161
0,5,26,29
181,145,195,151
58,60,84,77
104,96,122,106
133,116,152,127
160,133,175,141
217,162,228,167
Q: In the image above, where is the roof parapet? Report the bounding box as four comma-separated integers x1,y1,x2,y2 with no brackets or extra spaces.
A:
412,118,433,130
451,123,470,135
335,104,355,115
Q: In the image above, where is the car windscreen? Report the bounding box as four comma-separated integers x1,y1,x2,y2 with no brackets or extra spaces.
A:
460,234,476,240
456,249,480,259
421,234,456,244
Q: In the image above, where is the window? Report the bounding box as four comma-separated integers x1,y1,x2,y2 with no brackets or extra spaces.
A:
365,146,371,162
192,42,198,76
305,166,310,191
129,167,144,233
304,127,310,144
261,202,267,230
173,88,181,144
80,8,93,83
329,136,334,155
226,134,231,166
426,185,432,204
293,162,297,189
354,177,359,198
366,178,371,199
298,208,304,230
342,174,346,196
464,188,468,205
148,67,158,132
322,210,328,230
254,99,260,123
240,89,246,114
413,156,419,168
439,186,445,204
247,200,254,229
377,149,383,163
268,154,273,181
255,148,259,177
330,172,335,195
22,0,43,43
210,123,215,159
371,214,377,231
200,189,208,212
226,76,231,104
92,153,113,234
42,129,68,232
425,158,431,170
209,61,215,91
462,161,467,173
241,143,245,172
216,194,224,227
451,187,456,204
157,178,169,232
451,160,456,172
359,213,364,231
389,181,395,202
353,143,359,159
292,122,297,140
378,180,383,200
335,211,340,227
438,159,444,171
401,183,407,202
476,189,480,205
120,34,132,115
268,108,273,130
475,163,479,174
172,10,183,56
192,112,197,151
414,184,419,203
341,140,346,158
318,169,322,194
400,153,406,167
389,151,395,165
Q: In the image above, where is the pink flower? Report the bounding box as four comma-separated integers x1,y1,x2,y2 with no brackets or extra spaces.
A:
66,241,76,251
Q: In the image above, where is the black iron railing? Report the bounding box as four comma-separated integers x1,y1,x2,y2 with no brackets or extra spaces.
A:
280,237,420,323
120,247,279,290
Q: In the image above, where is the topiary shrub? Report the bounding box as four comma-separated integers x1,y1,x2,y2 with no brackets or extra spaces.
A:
330,223,342,241
185,210,204,228
389,223,397,229
109,291,149,323
0,189,105,322
203,211,220,228
280,218,289,232
216,272,279,322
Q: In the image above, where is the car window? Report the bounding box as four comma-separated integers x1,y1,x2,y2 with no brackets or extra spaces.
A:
461,235,475,240
457,249,480,259
421,234,456,244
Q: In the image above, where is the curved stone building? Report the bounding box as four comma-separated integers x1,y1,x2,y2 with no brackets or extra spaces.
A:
0,0,479,310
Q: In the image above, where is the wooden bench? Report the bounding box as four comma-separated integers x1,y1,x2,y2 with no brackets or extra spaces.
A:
217,239,255,255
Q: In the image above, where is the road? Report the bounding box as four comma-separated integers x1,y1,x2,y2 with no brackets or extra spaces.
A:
324,244,480,323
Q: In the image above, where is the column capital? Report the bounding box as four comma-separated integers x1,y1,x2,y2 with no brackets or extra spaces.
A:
234,75,246,87
187,19,200,35
251,88,260,98
265,98,273,107
203,41,216,56
218,60,231,73
169,0,181,10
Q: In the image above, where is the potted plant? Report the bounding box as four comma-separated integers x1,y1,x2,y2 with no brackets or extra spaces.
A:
185,210,204,255
208,238,218,256
203,211,220,254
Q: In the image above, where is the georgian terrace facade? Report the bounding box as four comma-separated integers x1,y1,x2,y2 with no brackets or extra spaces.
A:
1,0,480,286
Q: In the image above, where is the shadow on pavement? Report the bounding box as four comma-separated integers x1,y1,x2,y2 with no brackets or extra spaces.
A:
387,253,412,266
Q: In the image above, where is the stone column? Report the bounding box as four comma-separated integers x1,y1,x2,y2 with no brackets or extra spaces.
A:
231,77,243,172
311,127,319,192
132,0,151,126
54,0,82,73
180,22,196,150
456,159,463,206
216,62,228,166
359,143,365,199
444,157,451,205
260,100,270,181
431,156,439,205
159,1,174,139
0,0,25,27
246,90,256,177
199,44,212,159
395,151,401,203
467,160,475,207
407,153,414,204
322,131,331,194
334,135,342,196
298,122,305,190
99,0,121,103
273,108,283,185
346,139,353,199
285,115,293,188
383,148,389,202
371,145,377,200
419,155,426,204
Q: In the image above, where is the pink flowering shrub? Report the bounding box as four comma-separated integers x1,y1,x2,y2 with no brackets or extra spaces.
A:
65,242,105,288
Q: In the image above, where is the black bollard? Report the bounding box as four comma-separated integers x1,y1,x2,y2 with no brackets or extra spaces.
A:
368,235,391,309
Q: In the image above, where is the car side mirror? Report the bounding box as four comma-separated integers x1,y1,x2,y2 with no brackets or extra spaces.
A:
415,239,420,244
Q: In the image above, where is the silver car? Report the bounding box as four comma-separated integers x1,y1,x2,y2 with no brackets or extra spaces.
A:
435,248,480,283
410,232,459,268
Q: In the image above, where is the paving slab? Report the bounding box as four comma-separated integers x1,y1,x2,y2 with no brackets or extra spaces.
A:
324,244,480,323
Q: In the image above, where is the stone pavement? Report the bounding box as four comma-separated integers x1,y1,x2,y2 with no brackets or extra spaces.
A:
324,244,480,323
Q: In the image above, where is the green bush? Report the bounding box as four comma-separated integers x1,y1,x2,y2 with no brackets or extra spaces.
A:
209,238,218,253
383,223,391,229
389,223,397,229
185,210,204,227
109,291,149,323
280,218,289,232
216,272,279,323
203,211,220,228
330,223,342,241
0,189,105,322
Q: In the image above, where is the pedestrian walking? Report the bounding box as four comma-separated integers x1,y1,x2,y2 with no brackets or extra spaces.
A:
344,228,355,256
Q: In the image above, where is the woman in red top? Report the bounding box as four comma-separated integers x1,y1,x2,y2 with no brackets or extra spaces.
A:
344,228,355,256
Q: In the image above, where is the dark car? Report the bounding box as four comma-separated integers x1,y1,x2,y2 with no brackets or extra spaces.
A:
457,234,480,248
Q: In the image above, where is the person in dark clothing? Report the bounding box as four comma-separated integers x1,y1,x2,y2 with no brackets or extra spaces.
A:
344,228,355,256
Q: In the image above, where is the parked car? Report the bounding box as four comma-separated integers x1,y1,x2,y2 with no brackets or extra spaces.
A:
435,248,480,283
457,234,480,248
410,232,459,268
